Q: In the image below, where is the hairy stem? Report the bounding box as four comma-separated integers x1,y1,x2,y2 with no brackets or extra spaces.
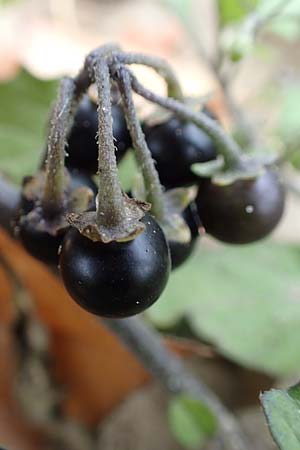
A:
42,77,76,217
129,71,243,168
116,65,165,220
110,52,184,100
94,58,127,228
103,317,251,450
74,42,122,95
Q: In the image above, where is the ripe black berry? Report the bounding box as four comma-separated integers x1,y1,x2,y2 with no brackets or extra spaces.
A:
143,115,217,188
196,170,285,244
59,213,171,318
18,213,64,264
169,202,200,269
66,96,131,173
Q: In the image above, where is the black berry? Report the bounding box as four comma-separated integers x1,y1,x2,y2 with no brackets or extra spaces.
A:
196,170,285,244
169,202,200,269
143,115,217,188
59,213,171,318
18,212,64,264
66,96,131,173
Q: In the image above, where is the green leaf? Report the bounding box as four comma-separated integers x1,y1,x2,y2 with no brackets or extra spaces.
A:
147,242,300,376
168,395,217,449
191,156,224,177
0,69,58,183
278,86,300,146
291,150,300,170
0,0,19,5
261,383,300,450
118,149,138,192
218,0,258,25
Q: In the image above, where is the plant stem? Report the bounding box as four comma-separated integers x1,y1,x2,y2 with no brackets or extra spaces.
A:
110,52,184,100
129,71,243,168
74,43,122,96
42,77,76,218
116,65,165,220
103,317,251,450
94,58,127,228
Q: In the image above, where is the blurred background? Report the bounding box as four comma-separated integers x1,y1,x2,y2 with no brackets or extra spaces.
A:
0,0,300,449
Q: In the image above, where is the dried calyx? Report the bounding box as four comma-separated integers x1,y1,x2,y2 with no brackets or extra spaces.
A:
19,78,94,239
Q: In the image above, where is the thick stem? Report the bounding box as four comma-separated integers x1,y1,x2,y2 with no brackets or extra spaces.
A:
103,317,251,450
42,77,76,217
94,58,127,228
116,65,165,220
110,52,184,100
129,71,243,168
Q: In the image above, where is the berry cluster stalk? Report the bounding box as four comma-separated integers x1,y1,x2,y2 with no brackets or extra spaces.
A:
94,58,127,229
110,52,184,100
74,43,121,95
42,77,76,217
129,71,243,168
116,65,165,220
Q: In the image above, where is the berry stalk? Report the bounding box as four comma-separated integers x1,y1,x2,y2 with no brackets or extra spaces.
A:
42,77,76,217
110,52,184,100
116,65,166,220
129,71,243,169
74,43,122,95
94,58,128,229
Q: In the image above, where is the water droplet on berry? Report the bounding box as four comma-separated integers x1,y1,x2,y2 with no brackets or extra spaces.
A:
245,205,254,214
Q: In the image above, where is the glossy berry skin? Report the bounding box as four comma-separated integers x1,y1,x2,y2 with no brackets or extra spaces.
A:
59,214,171,318
18,216,64,264
143,116,217,188
66,96,131,173
196,170,285,244
169,202,200,269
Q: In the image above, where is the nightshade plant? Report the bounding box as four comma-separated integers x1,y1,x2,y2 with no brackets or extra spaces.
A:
16,43,285,318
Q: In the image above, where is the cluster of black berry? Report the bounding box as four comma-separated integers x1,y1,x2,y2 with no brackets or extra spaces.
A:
16,45,285,318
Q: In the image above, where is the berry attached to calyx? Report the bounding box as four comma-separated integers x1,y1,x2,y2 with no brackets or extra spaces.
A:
17,170,94,264
143,115,217,188
66,95,131,173
59,213,171,318
196,169,285,244
18,213,65,264
169,202,201,269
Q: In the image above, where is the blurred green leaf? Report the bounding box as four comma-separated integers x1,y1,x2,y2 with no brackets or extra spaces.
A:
278,86,300,149
0,69,58,183
118,149,138,192
290,150,300,170
168,395,217,449
261,383,300,449
148,242,300,376
217,0,258,25
0,0,19,5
